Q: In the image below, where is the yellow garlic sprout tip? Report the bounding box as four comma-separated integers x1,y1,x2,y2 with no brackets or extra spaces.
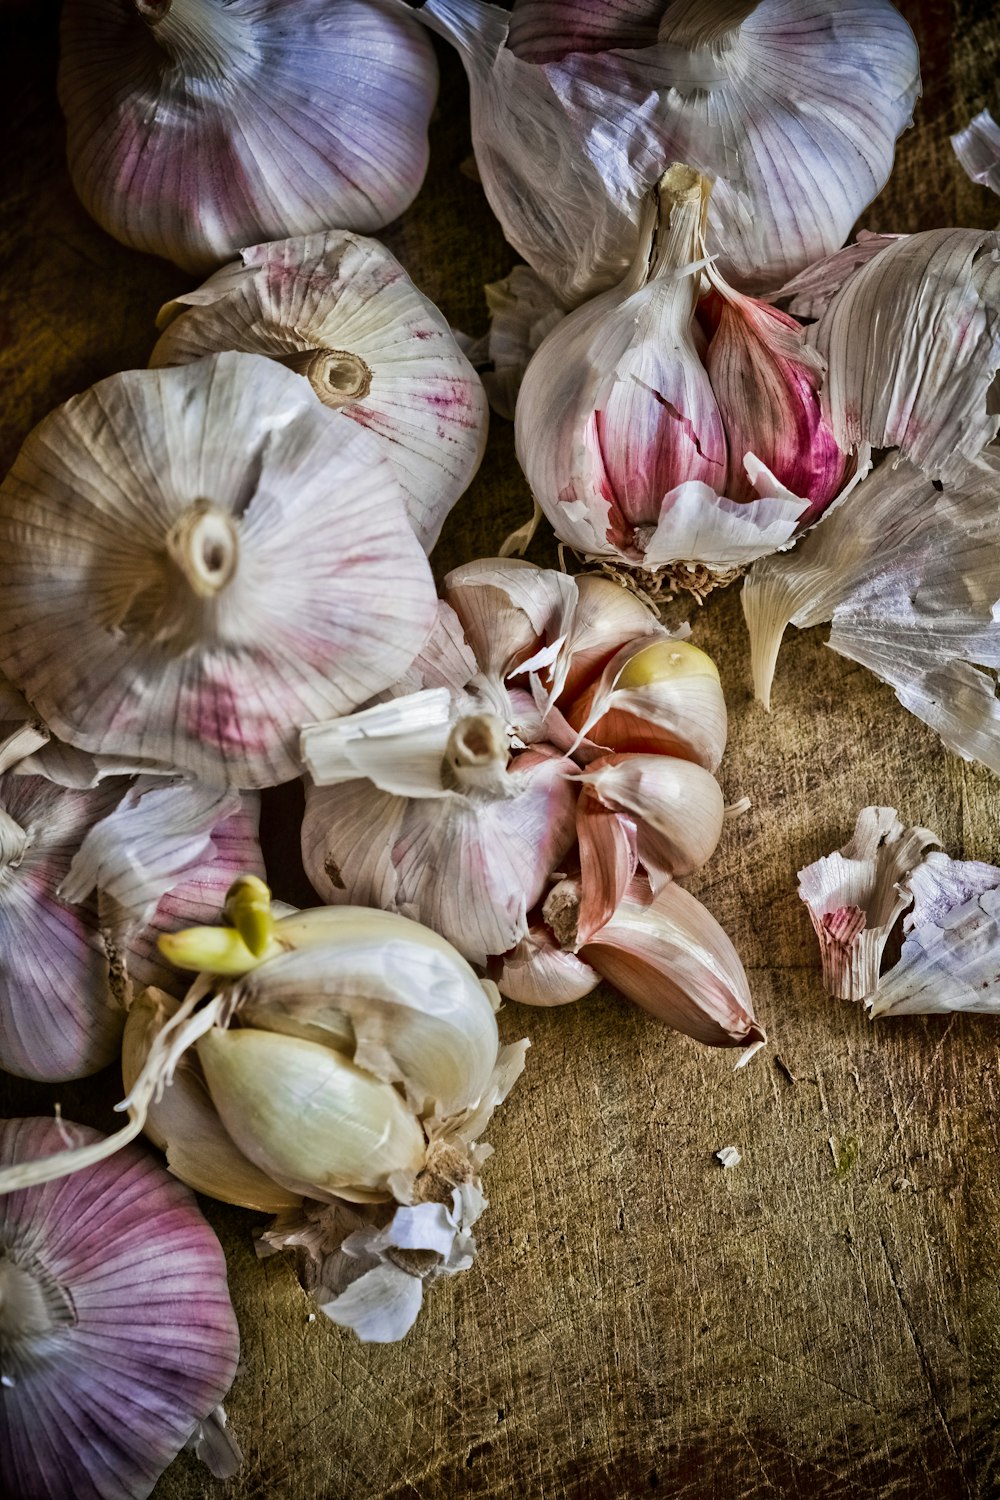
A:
156,925,273,977
223,874,274,957
615,640,720,691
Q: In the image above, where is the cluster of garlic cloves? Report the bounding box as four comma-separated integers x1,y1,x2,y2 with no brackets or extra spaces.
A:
301,558,762,1049
515,166,850,590
152,233,489,552
59,0,439,272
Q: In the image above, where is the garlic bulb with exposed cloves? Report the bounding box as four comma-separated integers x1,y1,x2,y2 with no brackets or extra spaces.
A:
420,0,918,305
0,1116,240,1500
152,233,489,552
0,353,437,788
515,166,849,588
59,0,438,273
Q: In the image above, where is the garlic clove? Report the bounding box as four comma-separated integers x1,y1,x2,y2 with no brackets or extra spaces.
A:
580,876,763,1047
152,233,488,551
0,1115,240,1500
0,352,438,788
444,557,578,680
196,1027,427,1202
576,752,726,882
494,923,601,1005
565,637,728,772
951,108,1000,197
555,573,664,704
798,807,941,1003
123,989,303,1212
809,228,1000,482
574,789,639,943
59,0,439,273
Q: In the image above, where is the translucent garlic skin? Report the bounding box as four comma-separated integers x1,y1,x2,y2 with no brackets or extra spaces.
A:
151,233,489,553
59,0,439,274
0,353,438,788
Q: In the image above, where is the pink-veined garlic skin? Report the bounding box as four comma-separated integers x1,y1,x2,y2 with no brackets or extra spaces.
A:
0,1115,240,1500
59,0,439,274
0,353,438,789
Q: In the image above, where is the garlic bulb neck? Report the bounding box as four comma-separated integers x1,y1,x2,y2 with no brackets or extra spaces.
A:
134,0,256,77
442,714,511,797
625,163,708,296
0,1255,75,1376
658,0,758,51
0,807,27,871
166,502,240,600
274,348,373,409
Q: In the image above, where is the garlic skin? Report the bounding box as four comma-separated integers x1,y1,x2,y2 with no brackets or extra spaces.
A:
0,1116,240,1500
492,923,601,1006
421,0,918,304
0,353,437,789
951,109,1000,198
152,233,489,552
59,0,438,274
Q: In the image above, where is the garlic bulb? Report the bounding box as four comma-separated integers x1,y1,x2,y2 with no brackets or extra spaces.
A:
152,233,489,552
515,167,844,585
0,352,437,788
59,0,438,273
0,1115,240,1500
420,0,918,304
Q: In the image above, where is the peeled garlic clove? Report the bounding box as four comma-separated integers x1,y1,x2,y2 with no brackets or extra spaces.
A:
951,108,1000,197
0,772,125,1081
152,233,488,552
700,285,848,525
577,752,726,882
59,0,438,273
0,1115,241,1500
0,352,438,788
494,923,601,1006
798,807,941,1003
565,638,728,772
580,876,763,1048
123,989,302,1212
809,228,1000,482
196,1027,427,1202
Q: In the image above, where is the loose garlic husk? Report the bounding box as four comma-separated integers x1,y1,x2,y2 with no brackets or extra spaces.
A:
151,233,489,552
59,0,439,273
515,166,847,588
420,0,918,305
0,352,438,788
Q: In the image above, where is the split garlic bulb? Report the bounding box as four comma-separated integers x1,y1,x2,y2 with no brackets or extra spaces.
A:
0,353,437,788
59,0,438,273
516,166,848,586
420,0,919,303
152,233,489,552
0,1116,240,1500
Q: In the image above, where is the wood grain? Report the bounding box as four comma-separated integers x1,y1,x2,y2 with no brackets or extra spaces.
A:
1,3,999,1497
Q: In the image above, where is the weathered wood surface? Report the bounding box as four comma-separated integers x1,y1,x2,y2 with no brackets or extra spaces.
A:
2,3,1000,1497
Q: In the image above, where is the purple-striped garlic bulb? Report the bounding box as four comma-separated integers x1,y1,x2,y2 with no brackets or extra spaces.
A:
0,1115,240,1500
152,232,489,553
59,0,438,273
0,353,438,788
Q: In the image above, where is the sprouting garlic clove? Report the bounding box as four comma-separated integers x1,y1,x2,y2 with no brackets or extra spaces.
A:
151,233,489,552
122,990,302,1212
0,352,438,788
59,0,439,273
576,752,726,883
196,1028,428,1203
564,638,728,772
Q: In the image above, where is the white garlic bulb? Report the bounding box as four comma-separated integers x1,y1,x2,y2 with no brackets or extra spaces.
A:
0,353,438,789
152,233,489,552
58,0,439,273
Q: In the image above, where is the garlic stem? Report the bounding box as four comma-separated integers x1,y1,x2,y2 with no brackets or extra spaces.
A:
0,808,27,871
543,877,582,952
658,0,759,50
166,502,239,600
624,164,708,298
442,714,511,796
135,0,257,77
273,349,373,409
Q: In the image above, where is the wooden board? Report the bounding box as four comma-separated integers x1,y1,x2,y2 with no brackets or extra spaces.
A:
2,3,999,1497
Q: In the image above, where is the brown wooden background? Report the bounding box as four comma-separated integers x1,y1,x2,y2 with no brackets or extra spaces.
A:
2,3,999,1497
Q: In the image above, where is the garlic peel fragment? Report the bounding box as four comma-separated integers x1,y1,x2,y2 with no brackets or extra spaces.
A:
951,109,1000,198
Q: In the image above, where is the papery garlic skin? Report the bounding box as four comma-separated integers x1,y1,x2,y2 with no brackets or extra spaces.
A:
577,752,726,884
0,353,437,789
494,924,601,1006
59,0,438,273
152,233,489,552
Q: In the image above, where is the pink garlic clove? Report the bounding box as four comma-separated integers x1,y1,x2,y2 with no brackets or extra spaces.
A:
494,923,602,1006
577,751,726,882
